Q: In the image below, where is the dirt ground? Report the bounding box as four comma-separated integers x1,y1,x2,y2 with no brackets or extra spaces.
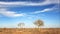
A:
0,28,60,34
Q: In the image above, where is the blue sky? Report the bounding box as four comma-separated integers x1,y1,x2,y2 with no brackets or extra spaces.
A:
0,0,60,28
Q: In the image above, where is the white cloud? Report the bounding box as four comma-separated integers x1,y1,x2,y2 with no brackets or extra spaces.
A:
0,0,59,7
0,8,25,17
32,8,55,14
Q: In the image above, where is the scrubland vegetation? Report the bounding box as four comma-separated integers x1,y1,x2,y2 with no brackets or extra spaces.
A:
0,28,60,34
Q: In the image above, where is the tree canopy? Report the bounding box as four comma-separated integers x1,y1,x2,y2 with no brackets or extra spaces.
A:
34,19,44,28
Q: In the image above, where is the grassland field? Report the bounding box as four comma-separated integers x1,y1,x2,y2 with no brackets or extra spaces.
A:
0,28,60,34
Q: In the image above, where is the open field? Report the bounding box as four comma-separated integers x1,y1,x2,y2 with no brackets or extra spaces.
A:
0,28,60,34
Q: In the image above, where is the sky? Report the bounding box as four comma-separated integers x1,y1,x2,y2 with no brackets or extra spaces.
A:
0,0,60,28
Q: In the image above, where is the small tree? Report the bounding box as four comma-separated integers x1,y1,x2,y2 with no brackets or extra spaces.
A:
34,19,44,28
18,23,25,28
33,19,44,34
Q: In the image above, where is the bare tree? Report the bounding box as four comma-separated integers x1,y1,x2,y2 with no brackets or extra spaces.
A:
32,19,44,34
18,23,25,28
34,19,44,28
34,20,44,31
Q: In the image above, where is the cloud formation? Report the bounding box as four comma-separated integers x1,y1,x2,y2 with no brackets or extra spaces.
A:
0,0,59,7
32,8,56,14
0,8,25,17
0,0,59,17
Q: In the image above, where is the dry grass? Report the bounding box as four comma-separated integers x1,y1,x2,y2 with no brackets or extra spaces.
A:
0,28,60,34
